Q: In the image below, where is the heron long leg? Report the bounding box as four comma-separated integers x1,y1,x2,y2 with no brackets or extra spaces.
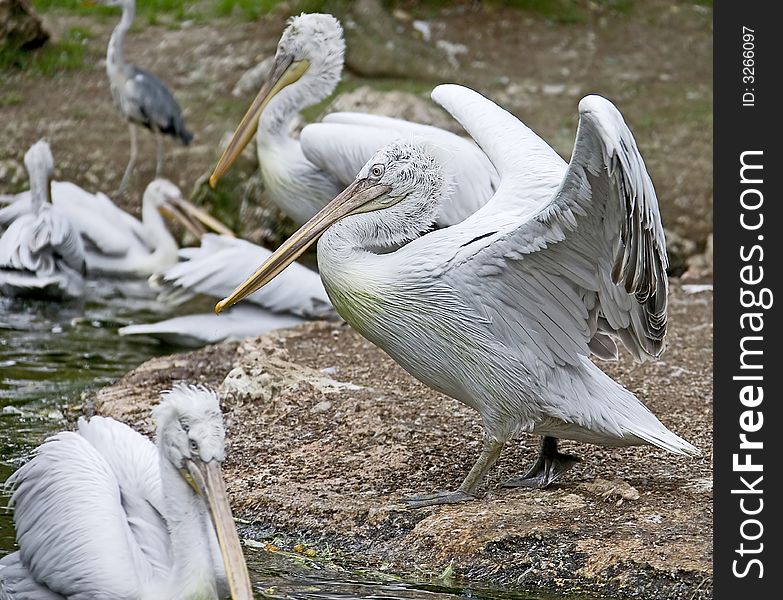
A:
155,133,165,177
403,437,504,508
501,436,580,489
118,124,137,195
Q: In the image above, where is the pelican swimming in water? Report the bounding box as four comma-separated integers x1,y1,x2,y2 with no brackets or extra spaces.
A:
217,84,699,507
0,141,85,299
120,233,333,346
0,384,253,599
2,179,230,278
210,13,497,226
97,0,193,193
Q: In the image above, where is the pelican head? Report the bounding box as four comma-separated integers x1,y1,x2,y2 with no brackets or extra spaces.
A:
145,179,234,239
153,384,253,600
209,13,345,187
216,141,446,312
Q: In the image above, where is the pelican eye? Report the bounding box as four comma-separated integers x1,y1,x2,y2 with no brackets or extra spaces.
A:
189,439,199,452
369,164,384,179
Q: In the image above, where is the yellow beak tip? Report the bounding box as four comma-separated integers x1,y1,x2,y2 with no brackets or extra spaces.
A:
208,174,219,189
215,300,226,315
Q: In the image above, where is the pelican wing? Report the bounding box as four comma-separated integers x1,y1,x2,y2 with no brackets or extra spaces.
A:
120,304,305,347
154,234,333,318
300,115,499,225
5,417,169,598
429,85,667,366
51,182,148,256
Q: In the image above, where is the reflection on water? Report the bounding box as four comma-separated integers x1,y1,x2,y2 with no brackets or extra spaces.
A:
0,280,579,600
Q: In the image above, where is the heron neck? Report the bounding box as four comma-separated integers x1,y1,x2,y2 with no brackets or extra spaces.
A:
107,1,135,75
157,459,222,599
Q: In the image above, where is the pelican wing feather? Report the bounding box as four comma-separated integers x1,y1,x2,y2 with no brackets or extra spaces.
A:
3,416,169,598
153,234,333,318
428,85,668,367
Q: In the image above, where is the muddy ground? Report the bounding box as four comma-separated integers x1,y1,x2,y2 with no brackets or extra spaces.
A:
94,282,713,600
1,0,712,269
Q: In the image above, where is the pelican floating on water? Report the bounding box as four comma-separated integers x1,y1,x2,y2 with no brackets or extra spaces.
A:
0,141,85,299
120,233,333,346
2,179,229,278
98,0,193,193
210,13,497,226
0,384,253,599
217,85,699,507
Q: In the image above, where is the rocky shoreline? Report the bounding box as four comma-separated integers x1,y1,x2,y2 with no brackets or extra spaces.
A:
92,282,713,600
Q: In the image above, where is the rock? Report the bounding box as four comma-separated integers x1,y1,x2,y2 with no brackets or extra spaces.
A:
231,56,274,98
664,228,698,276
578,478,641,502
341,0,455,80
0,0,49,52
325,85,461,133
682,233,713,282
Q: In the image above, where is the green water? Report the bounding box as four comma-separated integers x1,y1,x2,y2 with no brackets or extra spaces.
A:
0,281,577,600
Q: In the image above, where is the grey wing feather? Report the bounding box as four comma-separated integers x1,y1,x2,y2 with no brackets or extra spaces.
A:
123,66,192,144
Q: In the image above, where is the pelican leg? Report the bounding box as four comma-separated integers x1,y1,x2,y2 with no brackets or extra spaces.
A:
403,438,504,508
118,124,137,194
501,436,580,489
155,133,165,177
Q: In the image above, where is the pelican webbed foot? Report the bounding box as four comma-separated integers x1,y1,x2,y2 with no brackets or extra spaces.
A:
402,490,475,508
501,436,580,489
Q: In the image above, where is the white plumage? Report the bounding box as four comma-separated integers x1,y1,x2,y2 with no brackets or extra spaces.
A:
0,141,85,299
120,234,333,346
210,13,498,226
0,385,253,600
218,84,698,507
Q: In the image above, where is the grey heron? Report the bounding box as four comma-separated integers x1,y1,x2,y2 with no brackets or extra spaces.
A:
120,233,334,346
0,384,254,599
209,13,498,226
0,141,85,299
215,84,699,507
1,179,230,277
98,0,193,194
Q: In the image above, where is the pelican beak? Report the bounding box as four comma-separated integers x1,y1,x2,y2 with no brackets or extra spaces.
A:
209,56,311,188
171,197,236,238
158,201,206,240
185,458,254,600
216,179,391,313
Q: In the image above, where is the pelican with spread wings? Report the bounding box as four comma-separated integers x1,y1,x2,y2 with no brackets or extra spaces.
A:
216,85,698,507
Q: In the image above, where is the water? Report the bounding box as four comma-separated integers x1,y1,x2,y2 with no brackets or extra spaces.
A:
0,281,575,600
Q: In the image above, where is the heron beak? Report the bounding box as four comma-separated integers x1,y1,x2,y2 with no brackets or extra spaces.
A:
209,56,311,188
185,459,254,600
216,180,391,313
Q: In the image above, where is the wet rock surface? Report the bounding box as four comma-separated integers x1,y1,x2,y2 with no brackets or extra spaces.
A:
94,283,713,600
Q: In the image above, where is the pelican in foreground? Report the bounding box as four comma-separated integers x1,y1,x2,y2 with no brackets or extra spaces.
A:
120,233,334,346
0,141,85,299
98,0,193,193
210,13,498,226
217,85,698,507
0,384,253,599
2,179,229,277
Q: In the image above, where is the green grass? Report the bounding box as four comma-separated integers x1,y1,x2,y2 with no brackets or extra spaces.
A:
0,27,95,76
